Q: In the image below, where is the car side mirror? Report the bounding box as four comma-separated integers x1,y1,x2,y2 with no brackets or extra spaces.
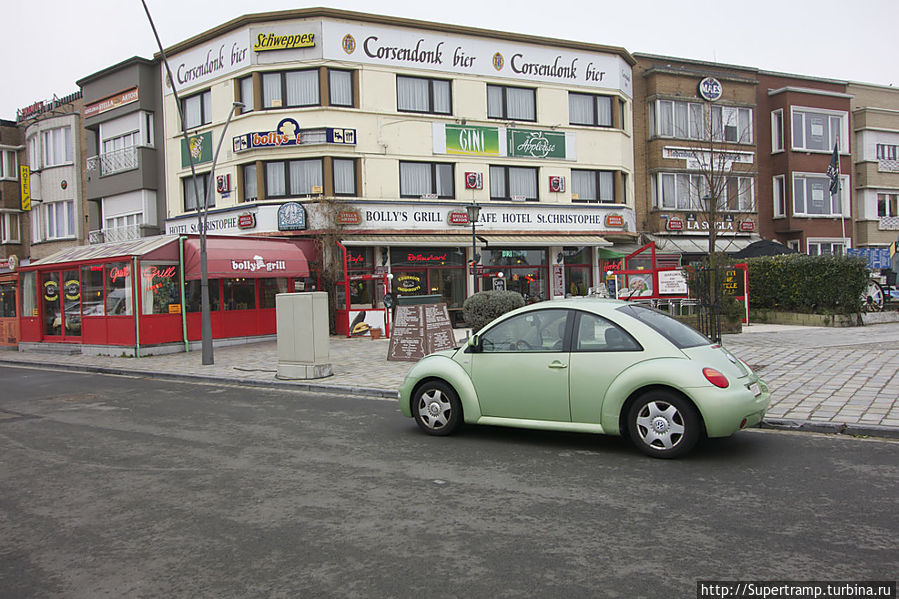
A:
467,334,482,353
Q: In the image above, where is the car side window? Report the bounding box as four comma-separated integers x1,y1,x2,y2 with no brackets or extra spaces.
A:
574,312,641,352
481,310,568,353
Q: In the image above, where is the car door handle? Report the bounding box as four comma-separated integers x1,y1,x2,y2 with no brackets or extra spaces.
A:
548,361,568,369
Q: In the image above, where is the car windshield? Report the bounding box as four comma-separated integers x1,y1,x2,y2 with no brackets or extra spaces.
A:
616,304,711,349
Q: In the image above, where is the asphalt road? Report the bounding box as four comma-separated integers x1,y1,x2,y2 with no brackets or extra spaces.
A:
0,366,896,599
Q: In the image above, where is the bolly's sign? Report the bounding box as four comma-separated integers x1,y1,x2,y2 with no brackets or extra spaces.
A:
231,256,287,273
233,118,356,152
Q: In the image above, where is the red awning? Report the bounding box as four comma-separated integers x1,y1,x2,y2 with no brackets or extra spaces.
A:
183,237,310,280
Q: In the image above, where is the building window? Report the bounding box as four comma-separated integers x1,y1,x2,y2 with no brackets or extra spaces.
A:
399,162,453,198
239,76,255,112
0,212,21,243
571,170,614,203
807,239,846,256
243,163,257,202
40,200,75,240
329,69,354,107
791,107,846,152
773,175,786,218
721,177,754,212
182,90,211,130
183,173,213,211
105,212,142,233
876,144,898,161
487,85,535,121
771,110,784,153
569,93,613,127
42,126,73,166
396,75,451,114
792,173,846,216
878,193,898,217
711,106,752,143
265,158,323,197
262,69,319,109
28,135,40,170
333,158,357,196
489,166,538,201
652,173,705,210
651,100,703,139
0,149,17,180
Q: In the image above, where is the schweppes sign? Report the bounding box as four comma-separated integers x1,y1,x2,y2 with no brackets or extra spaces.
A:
20,165,31,211
253,33,315,52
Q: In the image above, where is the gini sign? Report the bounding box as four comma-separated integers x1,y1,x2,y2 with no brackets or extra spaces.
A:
698,77,723,102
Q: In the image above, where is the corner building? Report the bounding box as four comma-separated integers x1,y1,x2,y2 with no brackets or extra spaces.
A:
161,9,637,330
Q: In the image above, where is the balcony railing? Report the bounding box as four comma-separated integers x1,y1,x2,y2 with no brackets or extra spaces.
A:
89,224,143,244
878,159,899,173
878,216,899,231
86,146,140,177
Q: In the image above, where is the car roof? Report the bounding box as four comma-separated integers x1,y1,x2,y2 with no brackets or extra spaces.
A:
512,297,634,317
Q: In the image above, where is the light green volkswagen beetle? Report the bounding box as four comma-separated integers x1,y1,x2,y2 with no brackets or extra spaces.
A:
398,298,770,458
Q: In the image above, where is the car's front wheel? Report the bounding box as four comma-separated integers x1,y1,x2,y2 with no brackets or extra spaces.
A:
627,391,700,458
412,381,462,436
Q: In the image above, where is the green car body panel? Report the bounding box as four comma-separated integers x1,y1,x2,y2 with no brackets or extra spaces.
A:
398,298,771,442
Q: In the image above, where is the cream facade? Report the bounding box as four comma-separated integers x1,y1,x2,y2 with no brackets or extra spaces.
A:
160,9,636,309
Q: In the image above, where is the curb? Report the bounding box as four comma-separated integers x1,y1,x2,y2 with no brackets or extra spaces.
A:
0,359,400,401
760,418,899,440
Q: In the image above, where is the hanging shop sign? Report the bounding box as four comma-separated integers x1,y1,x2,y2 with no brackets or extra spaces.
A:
216,174,231,193
666,217,684,231
19,165,30,211
84,87,139,118
181,132,212,167
739,220,755,232
605,214,624,227
464,172,483,189
237,213,256,229
698,77,723,102
233,118,356,152
253,32,315,52
448,211,469,225
277,202,307,231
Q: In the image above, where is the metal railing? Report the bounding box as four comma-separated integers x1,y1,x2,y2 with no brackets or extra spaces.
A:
86,146,140,177
89,224,143,244
877,159,899,173
878,216,899,230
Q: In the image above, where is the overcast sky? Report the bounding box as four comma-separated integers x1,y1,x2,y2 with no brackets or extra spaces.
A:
3,0,896,120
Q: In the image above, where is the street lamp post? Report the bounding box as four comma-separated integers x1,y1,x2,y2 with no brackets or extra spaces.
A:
465,203,481,291
199,101,245,365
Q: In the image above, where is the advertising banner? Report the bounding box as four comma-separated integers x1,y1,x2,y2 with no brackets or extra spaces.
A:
181,132,212,168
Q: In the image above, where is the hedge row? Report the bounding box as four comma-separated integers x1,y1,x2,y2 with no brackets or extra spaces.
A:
745,254,868,314
462,290,525,332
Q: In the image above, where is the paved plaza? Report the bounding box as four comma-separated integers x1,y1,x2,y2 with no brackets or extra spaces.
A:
1,322,898,436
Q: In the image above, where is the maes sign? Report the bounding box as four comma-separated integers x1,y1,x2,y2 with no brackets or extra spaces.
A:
387,302,456,361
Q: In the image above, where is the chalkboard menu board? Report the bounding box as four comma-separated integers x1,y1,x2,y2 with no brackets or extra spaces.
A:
387,303,457,361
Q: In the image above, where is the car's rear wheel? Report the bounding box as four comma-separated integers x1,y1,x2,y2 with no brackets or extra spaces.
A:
627,391,700,458
412,381,462,436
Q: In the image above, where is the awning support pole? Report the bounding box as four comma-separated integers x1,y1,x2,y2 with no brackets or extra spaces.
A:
179,236,189,353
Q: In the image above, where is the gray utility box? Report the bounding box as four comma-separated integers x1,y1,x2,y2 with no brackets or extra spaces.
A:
276,292,333,380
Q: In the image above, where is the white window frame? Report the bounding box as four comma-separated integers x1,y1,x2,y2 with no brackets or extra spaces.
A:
875,144,898,161
0,149,17,180
104,212,143,231
27,135,40,170
652,172,706,210
719,176,754,212
40,200,76,241
771,109,784,153
773,175,786,218
0,211,21,243
791,106,848,153
791,172,849,217
651,99,704,140
712,105,753,143
806,238,848,256
42,126,73,167
877,192,898,218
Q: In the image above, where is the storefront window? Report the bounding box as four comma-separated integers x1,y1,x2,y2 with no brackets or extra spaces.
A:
0,281,16,317
186,279,221,312
346,248,374,308
224,278,256,310
106,262,133,315
391,247,466,307
141,262,181,315
563,246,592,297
261,278,287,309
480,248,548,303
81,265,105,316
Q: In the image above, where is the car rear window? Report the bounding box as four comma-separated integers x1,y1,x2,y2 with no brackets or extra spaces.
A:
616,304,711,349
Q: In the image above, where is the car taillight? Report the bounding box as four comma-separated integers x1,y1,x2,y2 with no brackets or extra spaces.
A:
703,367,729,388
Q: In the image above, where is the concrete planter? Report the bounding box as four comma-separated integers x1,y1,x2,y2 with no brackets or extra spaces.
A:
750,309,863,327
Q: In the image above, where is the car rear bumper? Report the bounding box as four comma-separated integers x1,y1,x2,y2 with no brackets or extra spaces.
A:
693,378,772,438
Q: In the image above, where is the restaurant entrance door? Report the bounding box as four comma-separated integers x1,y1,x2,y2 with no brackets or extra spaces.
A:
40,269,82,341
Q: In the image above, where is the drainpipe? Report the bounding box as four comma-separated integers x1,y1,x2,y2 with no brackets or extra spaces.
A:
133,256,141,358
179,236,188,352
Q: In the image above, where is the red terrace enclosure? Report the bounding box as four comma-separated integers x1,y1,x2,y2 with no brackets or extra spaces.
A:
16,234,316,356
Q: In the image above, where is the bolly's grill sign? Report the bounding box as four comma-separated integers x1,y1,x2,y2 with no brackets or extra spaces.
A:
231,256,287,274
